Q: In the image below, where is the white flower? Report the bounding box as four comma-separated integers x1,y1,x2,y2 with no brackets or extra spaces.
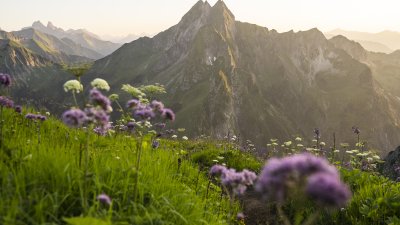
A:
284,141,292,147
171,135,177,139
45,112,50,116
182,136,188,140
297,144,304,147
373,155,380,160
115,156,120,160
91,78,110,91
295,137,302,142
334,150,340,153
320,142,326,146
63,80,83,93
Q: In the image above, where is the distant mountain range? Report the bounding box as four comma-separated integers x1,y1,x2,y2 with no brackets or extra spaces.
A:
31,21,121,56
325,29,400,53
2,1,400,153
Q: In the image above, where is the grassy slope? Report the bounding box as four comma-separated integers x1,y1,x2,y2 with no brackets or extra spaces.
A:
0,108,235,225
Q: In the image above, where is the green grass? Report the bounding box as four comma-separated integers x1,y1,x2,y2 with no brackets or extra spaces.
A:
0,108,237,225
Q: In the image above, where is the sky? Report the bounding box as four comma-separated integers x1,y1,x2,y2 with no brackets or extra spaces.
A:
1,0,400,40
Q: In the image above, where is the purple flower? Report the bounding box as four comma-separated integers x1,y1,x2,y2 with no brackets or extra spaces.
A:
90,88,111,112
154,123,166,129
161,108,175,121
0,96,14,108
210,165,227,176
126,99,140,109
152,140,160,149
25,113,46,122
150,100,164,112
97,193,112,205
14,105,22,114
62,109,87,128
134,107,155,120
126,121,135,130
237,212,245,221
255,153,340,202
85,108,109,126
306,173,351,207
0,73,11,87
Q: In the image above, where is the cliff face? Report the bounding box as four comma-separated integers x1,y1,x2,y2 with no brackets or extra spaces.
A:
85,0,400,153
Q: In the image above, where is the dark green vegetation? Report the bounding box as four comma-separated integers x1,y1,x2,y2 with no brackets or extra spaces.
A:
84,0,400,154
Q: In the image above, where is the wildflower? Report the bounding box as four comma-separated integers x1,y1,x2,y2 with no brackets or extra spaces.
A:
0,73,11,87
91,78,110,91
306,173,351,207
89,89,112,112
161,108,175,121
255,153,341,202
63,80,83,93
150,100,164,112
284,141,292,147
0,96,14,108
62,109,87,127
97,193,112,205
134,107,155,120
126,121,135,131
210,164,227,176
25,113,46,121
237,212,245,221
172,135,177,139
126,99,140,108
320,142,326,146
14,105,22,114
121,84,146,98
109,94,119,102
333,150,340,153
152,140,160,149
295,137,302,141
182,136,188,140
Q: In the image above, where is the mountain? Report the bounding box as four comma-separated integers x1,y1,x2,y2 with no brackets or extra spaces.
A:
0,38,72,111
325,29,400,53
84,0,400,153
31,21,121,56
7,28,100,63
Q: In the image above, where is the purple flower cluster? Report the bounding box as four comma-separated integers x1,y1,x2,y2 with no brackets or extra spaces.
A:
25,113,47,121
90,88,112,112
62,109,87,128
0,96,14,108
62,89,111,135
0,73,11,87
255,153,350,207
210,165,257,195
126,99,175,122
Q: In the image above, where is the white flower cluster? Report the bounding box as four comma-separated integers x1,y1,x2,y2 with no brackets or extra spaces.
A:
91,78,110,91
63,80,83,93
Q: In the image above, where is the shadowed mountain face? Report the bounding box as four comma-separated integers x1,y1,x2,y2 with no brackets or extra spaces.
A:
82,0,400,153
0,38,72,112
31,21,121,56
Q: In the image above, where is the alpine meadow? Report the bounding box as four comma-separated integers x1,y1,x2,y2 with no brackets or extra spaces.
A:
1,0,400,225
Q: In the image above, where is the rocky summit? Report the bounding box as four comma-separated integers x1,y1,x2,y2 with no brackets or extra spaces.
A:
83,0,400,153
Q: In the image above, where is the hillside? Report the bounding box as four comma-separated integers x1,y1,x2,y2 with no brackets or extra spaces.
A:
85,0,400,153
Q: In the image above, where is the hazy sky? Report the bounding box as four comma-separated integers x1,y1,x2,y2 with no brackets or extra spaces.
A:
1,0,399,39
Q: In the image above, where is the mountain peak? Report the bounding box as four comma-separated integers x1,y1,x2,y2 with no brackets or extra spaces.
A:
179,0,211,26
211,0,234,20
32,21,46,29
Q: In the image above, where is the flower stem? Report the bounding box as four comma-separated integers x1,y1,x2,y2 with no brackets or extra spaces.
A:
277,204,291,225
133,136,143,202
72,91,79,108
301,211,319,225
